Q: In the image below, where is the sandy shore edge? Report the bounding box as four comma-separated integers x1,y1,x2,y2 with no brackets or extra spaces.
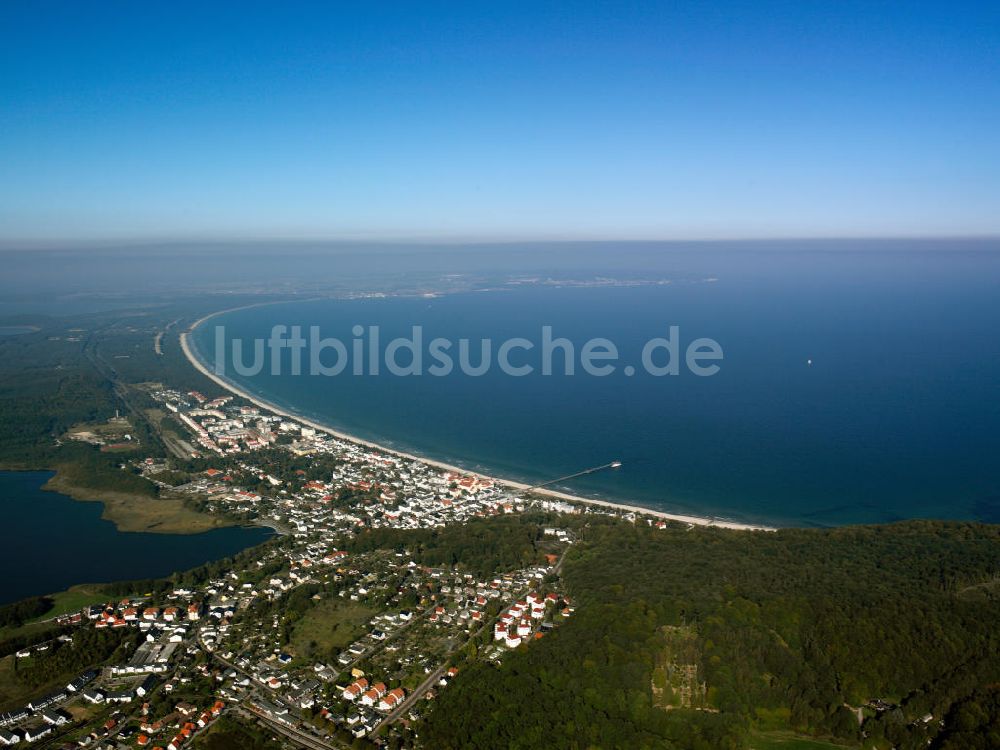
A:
179,306,776,532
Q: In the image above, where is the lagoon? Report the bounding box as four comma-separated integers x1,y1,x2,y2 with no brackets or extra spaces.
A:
0,471,272,605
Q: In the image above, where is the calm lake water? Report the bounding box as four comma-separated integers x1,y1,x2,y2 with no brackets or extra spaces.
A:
193,245,1000,528
0,471,272,605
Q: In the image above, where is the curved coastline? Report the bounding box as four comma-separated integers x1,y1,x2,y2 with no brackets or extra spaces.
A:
180,306,776,532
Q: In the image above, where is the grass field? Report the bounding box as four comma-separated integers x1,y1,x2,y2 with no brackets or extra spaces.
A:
0,653,81,712
290,599,376,662
34,585,108,621
4,585,105,634
45,470,233,534
0,585,108,650
749,730,857,750
0,656,27,709
195,714,282,750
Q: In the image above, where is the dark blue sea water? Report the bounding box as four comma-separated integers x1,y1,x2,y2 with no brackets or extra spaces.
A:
0,471,272,605
192,245,1000,527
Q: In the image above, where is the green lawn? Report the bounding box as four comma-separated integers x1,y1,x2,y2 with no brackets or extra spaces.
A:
0,585,108,643
749,730,857,750
195,715,283,750
33,585,108,622
290,599,376,662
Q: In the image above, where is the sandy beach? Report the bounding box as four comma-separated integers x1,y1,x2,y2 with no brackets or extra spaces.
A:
180,306,775,532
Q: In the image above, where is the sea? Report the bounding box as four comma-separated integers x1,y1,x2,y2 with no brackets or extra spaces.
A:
188,243,1000,528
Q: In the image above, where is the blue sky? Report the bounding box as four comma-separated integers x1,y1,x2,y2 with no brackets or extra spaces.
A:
1,1,998,241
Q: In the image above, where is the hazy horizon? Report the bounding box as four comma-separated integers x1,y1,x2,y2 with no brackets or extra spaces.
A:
2,234,1000,253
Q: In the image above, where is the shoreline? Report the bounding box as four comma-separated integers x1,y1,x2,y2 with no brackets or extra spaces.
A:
180,305,776,532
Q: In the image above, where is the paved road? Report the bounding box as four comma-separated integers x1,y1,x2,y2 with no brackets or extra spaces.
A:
380,663,447,726
553,543,571,575
204,638,347,749
336,601,437,676
242,704,341,750
380,542,572,729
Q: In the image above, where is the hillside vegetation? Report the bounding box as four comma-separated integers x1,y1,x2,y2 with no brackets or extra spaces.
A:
420,519,1000,750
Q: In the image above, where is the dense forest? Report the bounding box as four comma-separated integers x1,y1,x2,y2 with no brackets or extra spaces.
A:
934,688,1000,749
419,519,1000,750
345,513,552,577
9,627,133,693
0,315,161,491
0,299,252,472
0,596,53,629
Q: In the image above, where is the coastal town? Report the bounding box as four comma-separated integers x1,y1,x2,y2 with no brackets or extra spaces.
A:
6,2,1000,747
0,376,683,749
